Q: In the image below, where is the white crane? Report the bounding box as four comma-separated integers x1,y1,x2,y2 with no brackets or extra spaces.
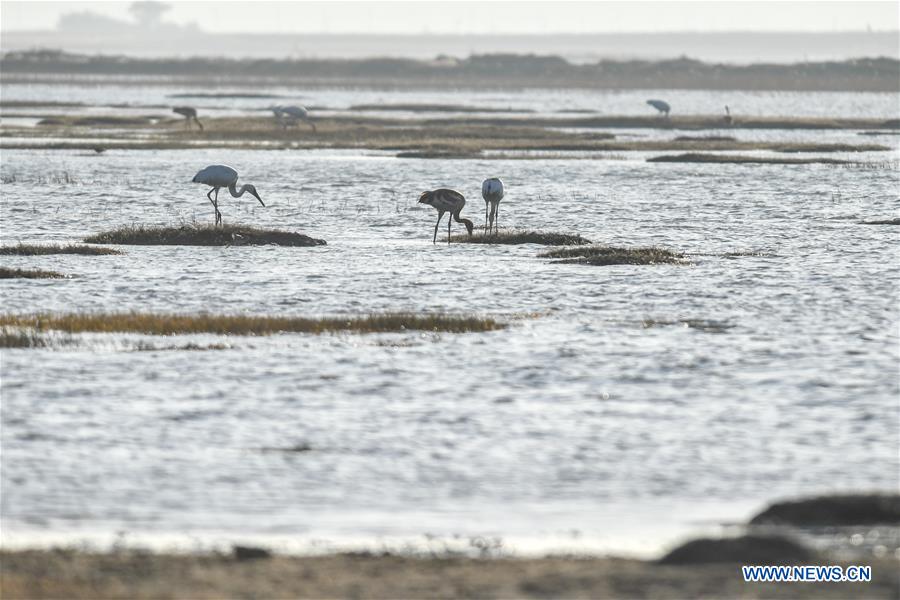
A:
418,189,474,244
173,106,203,131
481,177,505,236
191,165,264,227
646,99,671,117
272,105,316,132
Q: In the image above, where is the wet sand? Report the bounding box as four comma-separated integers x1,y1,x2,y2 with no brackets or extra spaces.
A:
1,550,897,599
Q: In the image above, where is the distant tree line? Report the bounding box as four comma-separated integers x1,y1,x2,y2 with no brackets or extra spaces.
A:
2,50,897,91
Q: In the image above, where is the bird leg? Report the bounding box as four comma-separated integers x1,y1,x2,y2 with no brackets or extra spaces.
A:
207,187,218,226
433,211,443,244
447,213,452,243
207,187,222,227
493,202,500,235
484,202,489,236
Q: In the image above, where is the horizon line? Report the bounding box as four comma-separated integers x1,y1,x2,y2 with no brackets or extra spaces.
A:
3,28,899,35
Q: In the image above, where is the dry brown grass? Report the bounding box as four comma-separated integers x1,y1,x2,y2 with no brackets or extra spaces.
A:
0,243,121,256
84,224,326,247
541,246,689,266
0,267,67,279
0,312,506,335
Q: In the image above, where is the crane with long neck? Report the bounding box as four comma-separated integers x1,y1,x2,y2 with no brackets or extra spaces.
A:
418,189,474,244
191,164,265,227
173,106,203,131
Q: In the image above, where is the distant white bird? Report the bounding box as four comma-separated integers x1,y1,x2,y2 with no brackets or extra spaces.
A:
723,105,733,126
481,177,505,236
191,165,264,227
173,106,203,131
418,189,474,244
272,105,316,132
646,99,671,117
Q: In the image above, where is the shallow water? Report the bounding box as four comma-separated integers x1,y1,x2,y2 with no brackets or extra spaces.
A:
1,105,899,556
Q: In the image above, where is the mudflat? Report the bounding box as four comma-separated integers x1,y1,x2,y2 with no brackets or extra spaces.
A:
2,550,897,599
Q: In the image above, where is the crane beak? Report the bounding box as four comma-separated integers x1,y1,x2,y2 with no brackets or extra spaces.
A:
252,191,265,207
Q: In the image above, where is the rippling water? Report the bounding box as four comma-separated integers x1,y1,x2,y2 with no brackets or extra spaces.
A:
4,82,900,120
1,88,899,556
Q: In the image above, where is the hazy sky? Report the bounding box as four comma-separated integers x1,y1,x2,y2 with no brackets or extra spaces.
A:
2,1,898,34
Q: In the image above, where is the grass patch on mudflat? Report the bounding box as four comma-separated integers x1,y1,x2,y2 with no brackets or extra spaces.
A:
674,135,737,142
0,267,67,279
0,313,505,336
84,224,326,247
540,246,689,266
351,103,532,113
0,243,121,256
641,318,733,333
0,329,52,348
396,150,482,159
450,230,591,245
858,217,900,225
647,153,848,165
0,328,80,349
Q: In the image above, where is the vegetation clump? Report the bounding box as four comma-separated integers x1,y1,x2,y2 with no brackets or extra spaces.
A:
0,312,505,336
640,318,733,333
0,329,52,348
658,535,813,565
0,267,67,279
396,150,482,159
674,135,737,142
451,230,591,245
647,153,848,165
858,218,900,225
540,245,689,266
38,116,157,127
0,243,121,256
749,494,900,526
352,103,531,113
84,224,326,247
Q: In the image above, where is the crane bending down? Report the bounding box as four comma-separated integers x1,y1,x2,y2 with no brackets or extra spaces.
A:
191,165,264,227
418,189,474,244
173,106,203,131
481,177,505,236
272,105,316,132
646,99,671,117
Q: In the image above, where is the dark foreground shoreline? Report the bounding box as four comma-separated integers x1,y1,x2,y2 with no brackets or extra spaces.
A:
1,550,897,599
